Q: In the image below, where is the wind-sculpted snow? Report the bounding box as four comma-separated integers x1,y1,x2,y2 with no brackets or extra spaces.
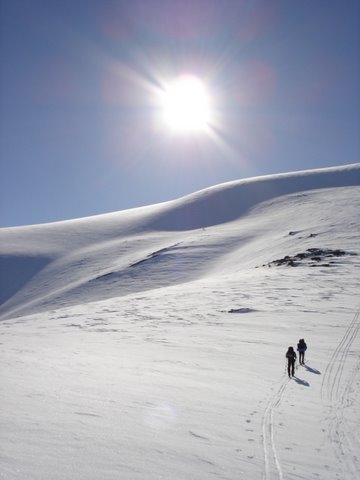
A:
147,163,360,231
0,164,359,320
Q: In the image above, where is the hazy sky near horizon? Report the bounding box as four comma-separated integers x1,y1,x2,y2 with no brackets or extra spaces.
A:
1,0,359,227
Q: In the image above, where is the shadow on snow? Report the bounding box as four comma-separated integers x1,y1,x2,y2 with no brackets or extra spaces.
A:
293,377,310,386
304,364,321,375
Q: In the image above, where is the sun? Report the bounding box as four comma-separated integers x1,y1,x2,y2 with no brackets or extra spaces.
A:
159,75,212,133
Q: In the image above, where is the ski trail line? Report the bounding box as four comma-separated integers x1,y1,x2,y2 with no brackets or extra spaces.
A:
321,310,360,403
262,378,288,480
321,309,360,479
333,310,360,400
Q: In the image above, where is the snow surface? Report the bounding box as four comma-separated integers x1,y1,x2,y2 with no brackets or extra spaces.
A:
1,163,360,480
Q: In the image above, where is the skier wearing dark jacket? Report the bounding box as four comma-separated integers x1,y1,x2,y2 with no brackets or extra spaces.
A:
286,346,297,377
297,339,307,365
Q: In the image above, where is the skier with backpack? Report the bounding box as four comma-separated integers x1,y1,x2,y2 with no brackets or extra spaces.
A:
286,346,297,378
297,338,307,365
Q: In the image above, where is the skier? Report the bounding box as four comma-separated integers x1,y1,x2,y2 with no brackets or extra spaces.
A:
286,346,297,378
297,338,307,365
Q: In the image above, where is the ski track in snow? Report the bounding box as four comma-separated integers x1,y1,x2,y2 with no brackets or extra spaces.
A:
262,377,289,480
321,309,360,479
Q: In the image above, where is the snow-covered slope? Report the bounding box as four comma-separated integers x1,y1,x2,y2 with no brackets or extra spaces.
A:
0,164,359,480
1,163,359,320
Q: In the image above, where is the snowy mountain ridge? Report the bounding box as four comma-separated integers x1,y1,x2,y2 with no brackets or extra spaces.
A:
0,163,359,320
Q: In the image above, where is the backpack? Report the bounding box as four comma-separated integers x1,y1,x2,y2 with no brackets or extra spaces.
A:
286,350,296,361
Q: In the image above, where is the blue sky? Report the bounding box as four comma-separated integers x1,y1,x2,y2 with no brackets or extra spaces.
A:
1,0,359,227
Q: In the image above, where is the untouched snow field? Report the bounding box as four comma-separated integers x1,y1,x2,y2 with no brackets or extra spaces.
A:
1,164,360,480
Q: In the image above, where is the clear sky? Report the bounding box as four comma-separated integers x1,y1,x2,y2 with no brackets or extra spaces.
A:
1,0,359,227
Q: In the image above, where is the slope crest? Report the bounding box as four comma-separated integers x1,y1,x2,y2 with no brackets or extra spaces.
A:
147,164,360,231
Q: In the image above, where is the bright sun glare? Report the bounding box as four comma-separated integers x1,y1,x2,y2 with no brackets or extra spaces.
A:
160,75,211,133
